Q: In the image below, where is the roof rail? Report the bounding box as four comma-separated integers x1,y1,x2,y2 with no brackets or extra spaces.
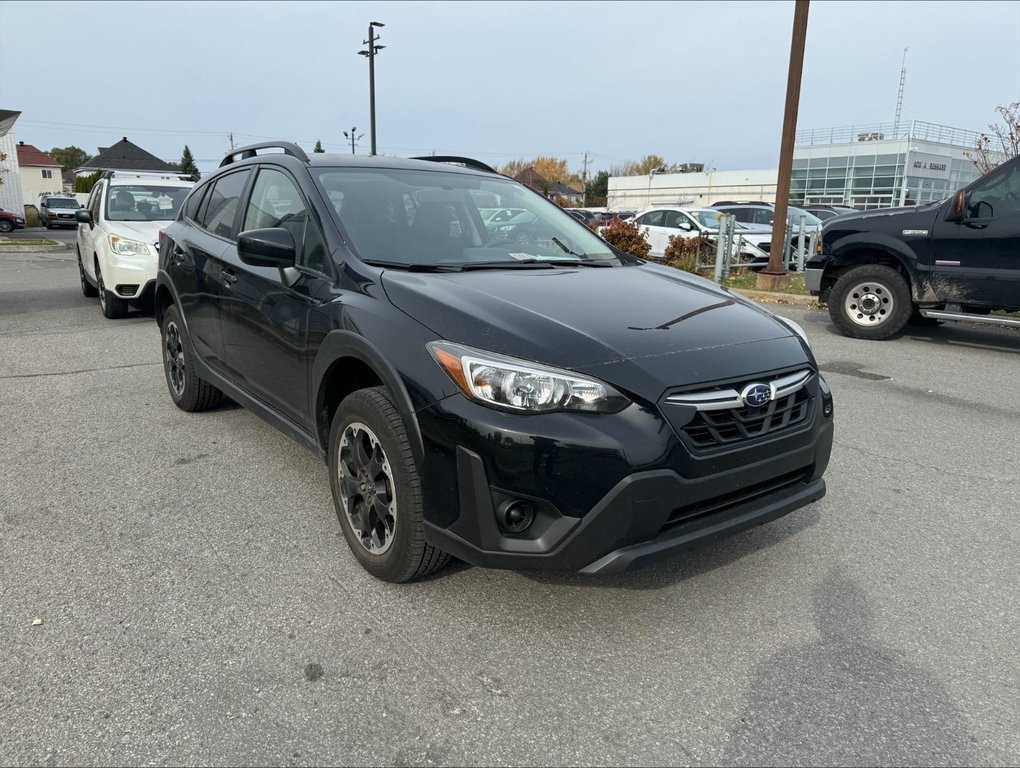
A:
410,155,498,175
101,170,192,181
220,141,309,168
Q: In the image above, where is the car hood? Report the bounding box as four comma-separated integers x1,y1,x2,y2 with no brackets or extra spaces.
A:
382,263,812,401
106,221,166,246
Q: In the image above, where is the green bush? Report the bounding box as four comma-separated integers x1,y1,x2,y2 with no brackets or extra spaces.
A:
600,219,650,259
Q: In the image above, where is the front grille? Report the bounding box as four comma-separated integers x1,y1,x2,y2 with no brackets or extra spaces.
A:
662,467,811,532
663,369,815,449
116,284,139,297
58,213,74,219
684,387,812,447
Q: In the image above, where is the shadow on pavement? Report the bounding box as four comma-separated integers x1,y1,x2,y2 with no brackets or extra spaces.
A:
722,568,978,766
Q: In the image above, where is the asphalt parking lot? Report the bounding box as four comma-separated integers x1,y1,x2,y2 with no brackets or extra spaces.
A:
1,245,1018,767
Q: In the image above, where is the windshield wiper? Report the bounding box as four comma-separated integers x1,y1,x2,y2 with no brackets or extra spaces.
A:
363,259,463,272
458,260,557,270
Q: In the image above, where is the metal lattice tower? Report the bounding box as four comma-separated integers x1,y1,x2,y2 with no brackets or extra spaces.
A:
894,47,908,134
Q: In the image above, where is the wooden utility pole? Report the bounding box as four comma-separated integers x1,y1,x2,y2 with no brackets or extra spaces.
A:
758,0,810,291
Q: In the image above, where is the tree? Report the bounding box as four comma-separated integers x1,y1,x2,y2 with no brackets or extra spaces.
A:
49,146,90,173
496,157,581,188
74,171,102,194
313,139,325,153
967,102,1020,174
585,170,609,207
178,145,200,181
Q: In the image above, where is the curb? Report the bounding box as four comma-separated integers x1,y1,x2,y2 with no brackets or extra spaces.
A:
731,288,819,307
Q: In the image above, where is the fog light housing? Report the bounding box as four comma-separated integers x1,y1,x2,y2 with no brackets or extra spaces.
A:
497,499,535,534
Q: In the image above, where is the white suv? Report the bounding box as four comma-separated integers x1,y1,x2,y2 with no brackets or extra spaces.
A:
76,172,194,318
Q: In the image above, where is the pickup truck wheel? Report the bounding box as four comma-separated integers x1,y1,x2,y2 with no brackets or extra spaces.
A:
828,265,911,340
161,304,223,412
77,247,98,297
329,387,449,583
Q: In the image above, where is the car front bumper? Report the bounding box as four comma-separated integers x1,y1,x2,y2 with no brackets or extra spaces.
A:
418,378,834,574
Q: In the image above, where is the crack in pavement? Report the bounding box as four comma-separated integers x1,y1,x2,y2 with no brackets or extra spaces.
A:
0,362,161,380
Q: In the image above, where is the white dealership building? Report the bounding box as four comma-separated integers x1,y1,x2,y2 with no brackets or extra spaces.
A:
607,120,987,212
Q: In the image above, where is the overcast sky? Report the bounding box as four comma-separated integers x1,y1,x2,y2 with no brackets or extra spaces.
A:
1,0,1017,175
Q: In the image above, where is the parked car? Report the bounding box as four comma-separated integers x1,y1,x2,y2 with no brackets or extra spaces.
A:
155,142,834,583
0,207,26,233
632,206,771,262
39,195,81,229
710,204,823,234
803,204,857,221
807,153,1020,339
76,171,194,318
592,211,635,228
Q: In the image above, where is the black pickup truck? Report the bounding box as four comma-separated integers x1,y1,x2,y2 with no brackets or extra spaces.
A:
806,154,1020,339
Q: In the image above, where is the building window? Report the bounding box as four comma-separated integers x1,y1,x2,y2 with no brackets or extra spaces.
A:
42,169,53,179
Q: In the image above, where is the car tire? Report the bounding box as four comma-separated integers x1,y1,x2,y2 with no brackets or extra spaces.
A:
328,387,449,583
161,304,223,412
827,264,912,340
77,247,98,297
95,260,129,319
0,220,12,233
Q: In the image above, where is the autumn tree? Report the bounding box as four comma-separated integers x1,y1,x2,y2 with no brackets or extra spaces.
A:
497,156,581,188
967,102,1020,174
49,146,90,173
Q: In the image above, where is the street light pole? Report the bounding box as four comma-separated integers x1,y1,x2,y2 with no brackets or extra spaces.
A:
358,21,385,156
343,127,364,155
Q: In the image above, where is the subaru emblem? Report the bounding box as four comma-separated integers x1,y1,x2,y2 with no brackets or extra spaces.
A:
741,383,772,408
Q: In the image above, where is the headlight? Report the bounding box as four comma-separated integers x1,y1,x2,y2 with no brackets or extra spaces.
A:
108,235,150,256
428,341,629,413
777,315,811,349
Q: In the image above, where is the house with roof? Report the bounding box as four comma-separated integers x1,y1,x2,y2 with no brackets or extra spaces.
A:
75,136,175,177
513,167,584,205
16,142,64,206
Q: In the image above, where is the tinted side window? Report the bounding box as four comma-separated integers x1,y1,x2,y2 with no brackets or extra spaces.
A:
968,163,1020,219
662,210,684,229
752,209,775,225
199,170,251,240
638,210,666,227
184,184,208,222
88,184,103,220
243,168,330,274
728,208,754,223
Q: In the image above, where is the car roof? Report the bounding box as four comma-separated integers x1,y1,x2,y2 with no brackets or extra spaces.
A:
222,151,501,180
108,177,193,187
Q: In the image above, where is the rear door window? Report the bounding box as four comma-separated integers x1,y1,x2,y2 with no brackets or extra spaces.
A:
198,170,251,240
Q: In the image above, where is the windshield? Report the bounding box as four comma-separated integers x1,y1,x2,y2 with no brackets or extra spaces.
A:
105,184,191,222
46,198,78,209
787,207,823,226
314,168,617,267
690,209,725,228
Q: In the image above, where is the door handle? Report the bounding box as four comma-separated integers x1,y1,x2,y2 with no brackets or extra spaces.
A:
222,268,238,287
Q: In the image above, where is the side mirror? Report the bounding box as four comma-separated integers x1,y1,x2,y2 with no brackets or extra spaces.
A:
75,210,92,223
678,221,692,231
946,189,966,222
237,227,296,269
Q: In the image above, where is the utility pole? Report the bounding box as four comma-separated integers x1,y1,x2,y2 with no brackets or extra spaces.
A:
358,22,386,156
758,0,810,291
581,151,590,206
343,127,364,155
228,133,235,151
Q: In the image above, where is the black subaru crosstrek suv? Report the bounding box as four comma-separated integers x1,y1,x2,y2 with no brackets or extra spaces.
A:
155,143,834,582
